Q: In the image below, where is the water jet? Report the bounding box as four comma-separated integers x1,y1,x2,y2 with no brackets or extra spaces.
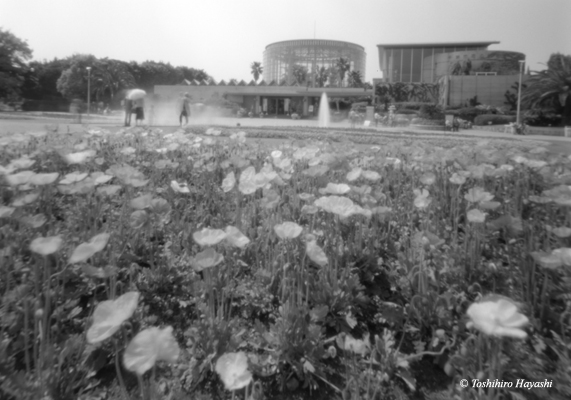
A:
318,92,330,128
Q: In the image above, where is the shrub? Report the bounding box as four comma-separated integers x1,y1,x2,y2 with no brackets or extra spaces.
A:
411,118,445,126
523,110,562,127
446,107,487,122
394,102,434,111
418,104,444,120
394,109,418,116
473,114,517,126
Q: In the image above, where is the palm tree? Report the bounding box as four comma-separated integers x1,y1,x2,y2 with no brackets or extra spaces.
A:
336,58,351,87
250,62,263,83
522,54,571,126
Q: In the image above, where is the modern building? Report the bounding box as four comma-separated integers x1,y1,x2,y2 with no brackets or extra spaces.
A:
376,41,526,107
263,39,366,86
154,39,371,120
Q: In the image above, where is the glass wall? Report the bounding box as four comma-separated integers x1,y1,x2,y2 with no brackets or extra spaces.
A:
263,40,367,85
382,44,487,83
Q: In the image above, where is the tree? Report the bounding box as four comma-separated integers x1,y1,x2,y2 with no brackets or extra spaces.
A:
347,70,363,88
335,58,351,87
56,54,98,100
315,66,328,88
522,53,571,126
250,62,263,82
291,64,308,85
0,28,33,100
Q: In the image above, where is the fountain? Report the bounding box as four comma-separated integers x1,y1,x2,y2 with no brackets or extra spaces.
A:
318,92,331,128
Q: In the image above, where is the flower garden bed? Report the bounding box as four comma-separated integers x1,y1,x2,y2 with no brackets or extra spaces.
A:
0,125,569,400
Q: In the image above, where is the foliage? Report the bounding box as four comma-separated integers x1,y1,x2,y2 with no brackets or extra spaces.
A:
446,107,487,122
522,52,571,126
410,118,445,126
0,28,33,100
418,104,444,120
336,58,351,87
347,71,363,88
523,109,562,127
473,114,517,126
0,124,569,400
250,62,263,83
504,81,527,111
315,66,328,88
291,64,309,85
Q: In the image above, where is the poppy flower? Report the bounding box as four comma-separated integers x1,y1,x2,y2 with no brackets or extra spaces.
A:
171,180,190,193
87,291,140,343
224,226,250,248
5,170,36,186
221,171,236,192
12,191,40,207
8,156,35,170
123,326,180,375
346,168,362,182
465,187,494,203
69,233,111,264
306,240,328,266
467,209,487,223
193,228,228,247
322,183,351,195
59,172,88,185
63,150,97,164
274,221,303,239
466,296,529,339
30,235,63,256
191,248,224,271
413,189,432,209
215,352,253,391
314,196,357,218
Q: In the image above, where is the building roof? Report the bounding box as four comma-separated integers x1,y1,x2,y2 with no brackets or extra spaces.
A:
376,41,500,49
266,39,365,51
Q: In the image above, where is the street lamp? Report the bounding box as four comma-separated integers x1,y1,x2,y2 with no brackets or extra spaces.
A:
86,67,92,117
516,60,525,125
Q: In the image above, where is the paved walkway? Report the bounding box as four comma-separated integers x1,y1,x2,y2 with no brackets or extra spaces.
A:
1,114,570,155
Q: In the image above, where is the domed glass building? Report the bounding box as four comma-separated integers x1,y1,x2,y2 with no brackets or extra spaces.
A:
263,39,366,85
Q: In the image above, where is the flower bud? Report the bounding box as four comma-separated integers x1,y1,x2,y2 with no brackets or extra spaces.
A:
477,370,485,380
328,346,337,358
460,345,468,357
444,362,454,376
35,308,44,319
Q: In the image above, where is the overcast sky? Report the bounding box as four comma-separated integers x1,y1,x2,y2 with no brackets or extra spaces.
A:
2,0,570,82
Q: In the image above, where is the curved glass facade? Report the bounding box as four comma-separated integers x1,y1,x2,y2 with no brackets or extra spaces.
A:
378,42,499,83
263,39,366,85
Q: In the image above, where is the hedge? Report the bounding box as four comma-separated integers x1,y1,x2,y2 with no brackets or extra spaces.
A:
473,114,517,126
411,118,445,126
394,102,434,111
445,107,488,122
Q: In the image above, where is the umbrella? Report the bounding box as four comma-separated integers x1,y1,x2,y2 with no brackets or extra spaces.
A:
127,89,146,100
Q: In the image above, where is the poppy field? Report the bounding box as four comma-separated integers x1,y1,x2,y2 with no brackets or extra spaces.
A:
0,125,571,400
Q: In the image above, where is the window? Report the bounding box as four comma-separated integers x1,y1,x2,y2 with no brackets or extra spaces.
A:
411,48,422,82
392,49,402,81
401,48,412,82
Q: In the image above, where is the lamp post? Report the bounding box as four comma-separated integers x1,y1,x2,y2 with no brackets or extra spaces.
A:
516,60,525,125
86,67,92,117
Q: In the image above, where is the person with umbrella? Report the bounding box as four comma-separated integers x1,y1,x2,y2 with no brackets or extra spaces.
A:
127,89,146,127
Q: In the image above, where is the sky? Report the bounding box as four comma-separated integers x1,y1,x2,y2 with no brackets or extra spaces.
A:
1,0,570,83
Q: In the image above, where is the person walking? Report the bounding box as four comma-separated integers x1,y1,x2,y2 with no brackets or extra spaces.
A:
133,97,145,126
123,98,133,127
179,93,191,126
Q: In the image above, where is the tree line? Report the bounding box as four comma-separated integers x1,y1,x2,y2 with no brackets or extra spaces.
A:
0,28,210,111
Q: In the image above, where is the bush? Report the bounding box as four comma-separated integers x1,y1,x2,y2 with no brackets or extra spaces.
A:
473,114,517,126
523,110,562,127
446,107,487,122
393,109,418,116
418,104,444,120
411,118,445,126
394,102,434,111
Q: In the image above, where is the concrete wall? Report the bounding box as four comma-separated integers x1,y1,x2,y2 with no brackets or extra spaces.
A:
446,74,529,107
